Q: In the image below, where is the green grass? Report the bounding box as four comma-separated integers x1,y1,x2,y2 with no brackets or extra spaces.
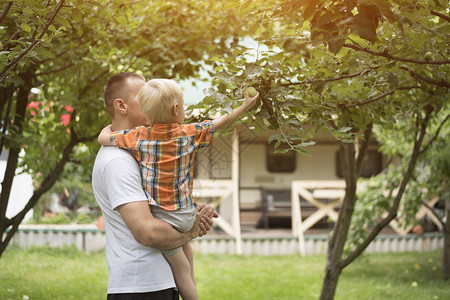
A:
1,246,449,300
0,246,107,300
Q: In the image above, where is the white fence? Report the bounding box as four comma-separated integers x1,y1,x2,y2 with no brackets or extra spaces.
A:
7,226,443,255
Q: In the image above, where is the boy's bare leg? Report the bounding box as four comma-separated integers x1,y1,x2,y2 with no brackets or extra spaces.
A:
165,248,198,300
182,243,195,284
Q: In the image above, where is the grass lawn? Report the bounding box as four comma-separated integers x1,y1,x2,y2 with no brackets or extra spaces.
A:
0,246,448,300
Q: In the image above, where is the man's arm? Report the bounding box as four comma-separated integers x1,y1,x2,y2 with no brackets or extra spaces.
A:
118,201,217,250
212,89,259,131
98,124,113,146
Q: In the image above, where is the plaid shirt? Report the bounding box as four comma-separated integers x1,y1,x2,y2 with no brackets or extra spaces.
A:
110,121,214,211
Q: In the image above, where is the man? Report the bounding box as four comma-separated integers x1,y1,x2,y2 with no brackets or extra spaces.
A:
92,72,217,300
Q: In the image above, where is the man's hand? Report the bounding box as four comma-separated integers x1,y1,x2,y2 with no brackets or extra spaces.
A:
190,204,218,238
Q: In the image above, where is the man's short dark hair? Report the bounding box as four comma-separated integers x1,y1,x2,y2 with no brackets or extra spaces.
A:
104,72,146,116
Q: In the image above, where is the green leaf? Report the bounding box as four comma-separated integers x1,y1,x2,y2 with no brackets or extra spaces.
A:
71,8,83,23
35,48,55,59
328,37,345,55
297,141,316,147
337,126,352,133
274,148,290,153
57,17,71,29
387,73,399,88
303,0,320,21
340,138,354,143
21,23,32,33
268,133,282,144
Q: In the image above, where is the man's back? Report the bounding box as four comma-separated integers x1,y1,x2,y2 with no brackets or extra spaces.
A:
92,146,175,294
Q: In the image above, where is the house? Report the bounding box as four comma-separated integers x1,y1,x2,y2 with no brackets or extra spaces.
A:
189,123,445,255
194,123,384,219
0,149,34,222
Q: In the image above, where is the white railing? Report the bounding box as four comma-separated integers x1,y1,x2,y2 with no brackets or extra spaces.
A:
291,180,346,255
8,226,443,255
291,180,444,256
192,179,235,236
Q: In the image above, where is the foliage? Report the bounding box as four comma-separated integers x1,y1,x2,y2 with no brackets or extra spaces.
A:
188,0,449,298
348,108,449,253
191,0,449,153
0,0,256,255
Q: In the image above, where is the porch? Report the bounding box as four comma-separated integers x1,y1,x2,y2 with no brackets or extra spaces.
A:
191,128,443,255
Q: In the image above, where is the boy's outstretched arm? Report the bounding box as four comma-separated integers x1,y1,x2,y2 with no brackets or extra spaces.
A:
212,89,259,131
98,124,113,146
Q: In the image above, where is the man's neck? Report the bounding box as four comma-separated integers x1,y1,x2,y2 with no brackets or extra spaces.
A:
111,119,133,132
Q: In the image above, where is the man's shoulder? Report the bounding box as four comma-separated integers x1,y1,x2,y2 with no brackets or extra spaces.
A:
94,146,136,167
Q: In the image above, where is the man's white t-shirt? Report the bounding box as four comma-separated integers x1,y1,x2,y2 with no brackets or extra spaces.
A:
92,146,175,294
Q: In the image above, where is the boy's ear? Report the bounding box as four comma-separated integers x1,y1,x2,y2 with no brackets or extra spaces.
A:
172,103,179,116
113,99,127,115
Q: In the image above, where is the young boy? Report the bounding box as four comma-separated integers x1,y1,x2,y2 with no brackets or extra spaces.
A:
98,78,258,300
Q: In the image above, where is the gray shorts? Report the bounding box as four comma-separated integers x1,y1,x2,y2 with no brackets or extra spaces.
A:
150,204,197,256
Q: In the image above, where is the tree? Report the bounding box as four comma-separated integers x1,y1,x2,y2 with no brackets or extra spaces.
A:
0,0,251,258
351,110,450,279
190,0,449,299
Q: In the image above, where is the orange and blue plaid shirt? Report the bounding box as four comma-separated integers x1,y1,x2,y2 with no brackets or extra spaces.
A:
110,121,214,211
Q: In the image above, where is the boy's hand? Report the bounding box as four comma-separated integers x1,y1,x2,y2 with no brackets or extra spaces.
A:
243,89,259,109
195,204,219,237
98,124,113,146
212,89,259,131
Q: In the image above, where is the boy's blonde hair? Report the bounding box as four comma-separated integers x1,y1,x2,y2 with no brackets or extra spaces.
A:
137,79,183,125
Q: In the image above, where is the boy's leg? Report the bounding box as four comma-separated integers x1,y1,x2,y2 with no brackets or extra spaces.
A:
164,248,197,300
182,243,195,284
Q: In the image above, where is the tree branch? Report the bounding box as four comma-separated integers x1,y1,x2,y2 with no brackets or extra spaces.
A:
119,0,143,8
260,90,279,129
1,28,21,51
2,135,77,251
0,95,13,153
0,0,65,83
419,113,450,155
35,63,74,76
281,68,376,87
2,125,98,253
355,123,373,176
0,2,13,25
431,10,450,23
342,86,420,108
400,66,450,88
344,43,450,65
36,36,90,64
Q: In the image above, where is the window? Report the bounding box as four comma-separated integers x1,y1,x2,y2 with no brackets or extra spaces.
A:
266,143,296,173
335,149,382,178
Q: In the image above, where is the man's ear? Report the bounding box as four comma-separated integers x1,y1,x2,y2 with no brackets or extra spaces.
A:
172,103,179,116
113,99,127,115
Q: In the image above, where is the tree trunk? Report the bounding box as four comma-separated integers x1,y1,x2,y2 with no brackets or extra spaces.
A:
444,198,450,280
320,142,358,300
0,138,78,256
0,72,32,235
320,264,342,300
0,85,15,156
